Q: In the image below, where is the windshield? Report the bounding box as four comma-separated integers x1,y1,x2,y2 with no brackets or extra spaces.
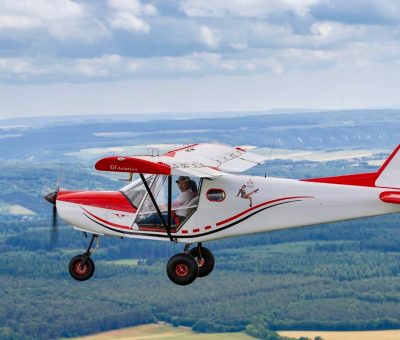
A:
120,175,154,209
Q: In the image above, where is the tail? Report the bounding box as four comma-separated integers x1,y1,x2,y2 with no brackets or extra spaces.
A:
303,144,400,189
375,144,400,188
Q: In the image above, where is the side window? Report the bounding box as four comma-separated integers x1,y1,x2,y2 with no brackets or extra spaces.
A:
206,188,226,202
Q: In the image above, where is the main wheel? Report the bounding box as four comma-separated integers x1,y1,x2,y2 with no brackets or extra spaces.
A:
166,253,199,285
189,246,215,277
68,255,95,281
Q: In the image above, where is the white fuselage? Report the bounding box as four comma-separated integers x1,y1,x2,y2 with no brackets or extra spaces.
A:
57,174,400,243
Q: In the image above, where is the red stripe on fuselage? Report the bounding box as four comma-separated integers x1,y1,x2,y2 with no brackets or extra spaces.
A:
57,191,136,213
216,196,313,227
81,207,132,230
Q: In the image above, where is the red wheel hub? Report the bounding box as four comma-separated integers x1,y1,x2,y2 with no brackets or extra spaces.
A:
196,257,205,267
175,263,189,277
74,261,88,275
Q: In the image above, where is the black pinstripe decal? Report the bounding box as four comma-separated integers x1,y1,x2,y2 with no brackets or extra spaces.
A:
83,199,302,239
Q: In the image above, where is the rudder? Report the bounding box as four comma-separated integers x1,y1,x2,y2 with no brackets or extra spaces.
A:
375,144,400,188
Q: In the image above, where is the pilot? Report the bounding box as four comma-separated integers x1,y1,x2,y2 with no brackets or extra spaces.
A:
173,176,196,221
136,176,196,228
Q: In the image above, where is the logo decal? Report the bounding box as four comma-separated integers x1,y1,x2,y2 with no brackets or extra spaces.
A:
113,213,127,218
237,182,259,207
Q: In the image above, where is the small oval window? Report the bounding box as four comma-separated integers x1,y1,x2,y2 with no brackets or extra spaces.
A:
206,188,226,202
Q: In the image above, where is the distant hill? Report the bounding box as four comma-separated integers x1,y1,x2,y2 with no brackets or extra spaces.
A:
1,109,400,161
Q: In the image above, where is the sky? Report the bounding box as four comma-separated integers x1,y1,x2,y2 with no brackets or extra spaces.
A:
1,0,400,119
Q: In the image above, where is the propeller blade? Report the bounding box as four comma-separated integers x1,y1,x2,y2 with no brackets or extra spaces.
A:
44,189,59,247
52,204,58,227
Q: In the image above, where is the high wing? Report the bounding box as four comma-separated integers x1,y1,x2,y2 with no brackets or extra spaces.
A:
95,143,266,178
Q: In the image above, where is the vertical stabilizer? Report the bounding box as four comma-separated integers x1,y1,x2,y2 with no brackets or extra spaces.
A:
375,145,400,188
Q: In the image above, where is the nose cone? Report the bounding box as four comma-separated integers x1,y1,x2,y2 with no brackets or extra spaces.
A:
44,191,58,205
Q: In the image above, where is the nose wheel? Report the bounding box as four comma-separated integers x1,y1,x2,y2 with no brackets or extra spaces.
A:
166,243,215,285
68,234,98,281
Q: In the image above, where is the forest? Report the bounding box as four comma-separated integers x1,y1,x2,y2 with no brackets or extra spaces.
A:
1,207,400,339
1,111,400,339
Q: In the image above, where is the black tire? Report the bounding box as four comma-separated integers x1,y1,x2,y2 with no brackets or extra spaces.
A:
166,253,199,285
189,246,215,278
68,255,95,281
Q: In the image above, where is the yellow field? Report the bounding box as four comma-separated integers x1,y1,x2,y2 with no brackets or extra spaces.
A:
0,203,36,215
279,330,400,340
74,323,400,340
74,323,254,340
108,259,140,266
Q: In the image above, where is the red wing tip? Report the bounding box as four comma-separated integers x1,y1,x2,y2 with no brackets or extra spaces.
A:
95,156,171,175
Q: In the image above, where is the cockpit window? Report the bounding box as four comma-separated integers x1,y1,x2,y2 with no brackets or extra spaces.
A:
121,175,154,209
134,175,201,231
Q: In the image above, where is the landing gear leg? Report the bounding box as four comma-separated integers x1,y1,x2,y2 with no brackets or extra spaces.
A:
189,243,215,278
68,234,98,281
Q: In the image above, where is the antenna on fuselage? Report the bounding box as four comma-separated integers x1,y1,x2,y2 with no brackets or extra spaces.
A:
264,141,276,178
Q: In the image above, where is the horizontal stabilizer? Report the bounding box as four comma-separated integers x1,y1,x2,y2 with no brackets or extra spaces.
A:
380,191,400,204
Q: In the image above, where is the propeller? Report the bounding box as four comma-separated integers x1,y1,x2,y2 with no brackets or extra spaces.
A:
44,188,59,246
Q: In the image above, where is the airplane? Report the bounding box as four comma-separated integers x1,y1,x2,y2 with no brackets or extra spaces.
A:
44,143,400,285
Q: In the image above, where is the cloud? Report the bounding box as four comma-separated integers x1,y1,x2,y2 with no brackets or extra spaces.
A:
74,54,123,77
0,15,42,30
107,0,157,33
230,41,247,50
0,57,39,75
1,0,84,21
198,26,220,48
108,0,158,15
109,12,150,33
180,0,321,18
0,0,110,40
0,0,400,85
311,0,400,25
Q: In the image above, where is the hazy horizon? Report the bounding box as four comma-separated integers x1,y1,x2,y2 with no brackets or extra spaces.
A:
2,106,400,125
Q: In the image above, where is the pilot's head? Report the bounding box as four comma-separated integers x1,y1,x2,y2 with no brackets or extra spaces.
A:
176,176,190,191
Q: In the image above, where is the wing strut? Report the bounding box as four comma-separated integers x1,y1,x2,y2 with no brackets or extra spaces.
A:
139,174,174,242
168,175,172,232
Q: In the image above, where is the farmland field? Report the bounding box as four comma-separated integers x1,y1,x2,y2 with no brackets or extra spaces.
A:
279,329,400,340
74,324,254,340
